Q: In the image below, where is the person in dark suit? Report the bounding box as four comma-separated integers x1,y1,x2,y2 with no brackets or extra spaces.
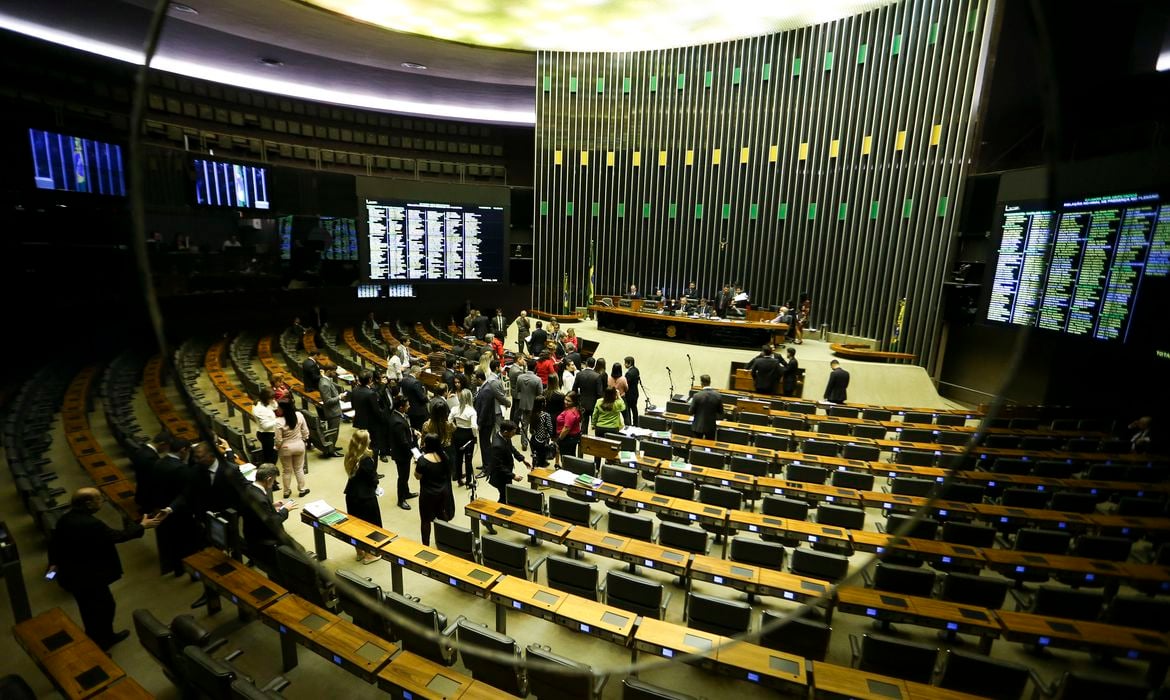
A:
474,361,511,464
48,488,164,649
151,437,196,576
471,311,492,341
627,284,642,299
623,356,641,425
748,344,782,394
491,308,509,338
400,368,430,431
350,371,386,461
130,431,171,514
301,353,322,394
527,321,548,356
572,357,604,433
386,395,418,510
780,347,800,396
824,360,850,404
238,465,293,573
714,285,733,317
688,374,724,440
486,420,531,533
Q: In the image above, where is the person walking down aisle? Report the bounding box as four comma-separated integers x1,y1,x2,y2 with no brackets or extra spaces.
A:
592,387,626,439
343,430,383,564
387,395,419,510
485,420,530,534
450,388,478,487
824,360,850,404
573,357,603,434
47,488,164,650
275,399,311,498
530,395,555,468
688,374,724,440
415,433,455,546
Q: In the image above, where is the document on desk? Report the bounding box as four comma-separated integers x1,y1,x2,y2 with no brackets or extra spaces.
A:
304,500,337,519
619,426,651,437
618,451,640,463
547,469,579,485
239,463,257,482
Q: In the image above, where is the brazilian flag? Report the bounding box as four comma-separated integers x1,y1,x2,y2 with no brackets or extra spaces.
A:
562,272,570,313
585,238,595,307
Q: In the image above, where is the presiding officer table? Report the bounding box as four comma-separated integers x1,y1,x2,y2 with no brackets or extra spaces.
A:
590,304,787,349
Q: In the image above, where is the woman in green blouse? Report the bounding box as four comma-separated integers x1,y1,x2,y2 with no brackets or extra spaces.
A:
591,386,626,439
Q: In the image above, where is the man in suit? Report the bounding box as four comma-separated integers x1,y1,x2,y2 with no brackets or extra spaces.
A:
527,321,548,356
400,367,430,431
315,367,343,457
572,357,603,433
623,356,641,425
151,437,197,576
491,308,509,338
471,310,492,341
486,420,531,533
688,374,724,440
48,488,164,649
301,352,322,394
513,359,544,451
824,360,850,404
627,284,641,299
780,347,800,396
350,371,385,460
714,285,733,318
238,465,293,573
474,363,511,469
515,311,531,354
130,431,170,514
748,344,782,394
694,298,714,317
386,395,417,510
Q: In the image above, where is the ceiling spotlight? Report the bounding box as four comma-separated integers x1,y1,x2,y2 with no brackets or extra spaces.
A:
258,57,284,67
400,62,428,70
169,3,199,14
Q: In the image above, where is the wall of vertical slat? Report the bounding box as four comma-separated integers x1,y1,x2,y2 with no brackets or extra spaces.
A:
533,0,987,370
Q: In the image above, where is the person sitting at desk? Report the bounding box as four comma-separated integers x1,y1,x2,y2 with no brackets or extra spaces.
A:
627,284,642,299
693,298,714,317
770,306,792,325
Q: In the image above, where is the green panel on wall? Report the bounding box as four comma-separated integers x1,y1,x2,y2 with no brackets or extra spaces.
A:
565,201,574,216
596,76,605,93
649,75,658,91
858,43,868,64
695,203,704,219
677,72,685,90
749,203,759,220
762,62,772,80
824,51,834,71
732,66,742,84
892,33,902,55
622,76,631,93
643,202,651,218
617,202,625,218
967,6,980,32
929,22,939,44
591,201,599,216
542,75,551,91
668,202,678,218
903,198,914,218
539,200,548,216
777,202,788,220
569,76,578,92
721,203,731,219
704,70,713,88
937,195,949,217
792,56,802,76
838,202,848,220
870,201,880,219
808,202,817,220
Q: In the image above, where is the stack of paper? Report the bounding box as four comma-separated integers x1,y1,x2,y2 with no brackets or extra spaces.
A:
547,469,578,485
239,463,257,482
618,451,640,463
574,473,603,488
304,500,337,518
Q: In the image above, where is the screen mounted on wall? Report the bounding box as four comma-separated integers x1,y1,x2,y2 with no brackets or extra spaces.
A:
29,128,126,196
364,198,504,282
985,192,1169,342
194,158,270,210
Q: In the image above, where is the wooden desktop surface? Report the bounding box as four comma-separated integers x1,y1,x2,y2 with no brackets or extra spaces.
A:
377,650,473,699
590,304,788,331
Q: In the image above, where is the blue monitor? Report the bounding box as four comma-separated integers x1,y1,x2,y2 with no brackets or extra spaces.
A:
194,158,269,210
28,128,126,195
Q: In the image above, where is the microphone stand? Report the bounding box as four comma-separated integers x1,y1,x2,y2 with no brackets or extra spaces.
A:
686,354,696,392
665,367,676,401
639,376,656,412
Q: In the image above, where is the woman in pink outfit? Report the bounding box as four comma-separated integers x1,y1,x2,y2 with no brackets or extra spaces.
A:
275,399,311,498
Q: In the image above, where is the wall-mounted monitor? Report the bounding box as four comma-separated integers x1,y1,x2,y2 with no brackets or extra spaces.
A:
28,128,126,196
194,158,269,210
984,192,1169,342
364,198,505,282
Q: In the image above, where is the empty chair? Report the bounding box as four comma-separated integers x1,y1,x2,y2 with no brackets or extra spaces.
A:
729,537,786,570
851,632,939,684
984,434,1020,449
229,677,291,700
897,428,937,444
1118,496,1166,517
801,439,840,457
456,620,526,697
658,522,708,554
1085,464,1128,481
941,521,997,547
882,513,939,540
506,485,545,514
784,401,818,415
894,449,937,467
640,440,673,461
1104,594,1170,631
686,449,727,469
990,458,1031,475
686,592,751,637
1024,585,1104,621
851,425,888,440
841,443,881,461
1071,535,1131,562
772,415,807,431
549,494,602,528
608,510,654,541
544,555,600,600
936,431,970,447
1049,671,1149,700
621,678,697,700
790,548,848,582
563,455,597,476
937,482,985,504
1062,438,1100,453
1009,417,1039,430
134,609,218,687
1049,491,1099,513
816,421,852,436
481,535,538,580
938,453,977,470
335,569,388,638
862,408,893,421
759,611,832,661
433,520,477,561
936,413,968,427
889,477,935,497
654,475,695,500
828,405,861,419
816,504,866,530
665,399,689,414
1014,528,1071,555
717,428,751,445
902,411,935,425
762,494,809,520
1020,436,1059,451
737,412,771,427
1001,487,1049,509
525,645,606,700
938,648,1032,700
182,647,240,700
274,545,336,611
786,463,829,484
605,570,670,619
384,592,457,665
871,562,936,597
600,463,639,489
637,414,668,431
729,455,769,477
831,470,875,491
669,420,692,437
754,433,791,452
699,484,741,510
940,572,1010,608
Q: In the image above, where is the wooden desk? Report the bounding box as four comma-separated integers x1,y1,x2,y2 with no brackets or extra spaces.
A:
91,677,154,699
380,537,499,598
376,649,473,699
592,305,786,349
581,434,620,462
634,457,757,496
488,575,567,634
553,595,638,646
902,539,987,571
260,595,341,672
713,640,808,693
300,509,398,561
1090,514,1170,537
312,617,396,682
688,555,759,597
528,467,623,500
464,500,573,545
756,476,864,507
835,587,1000,652
562,526,630,559
831,342,916,362
183,548,288,615
39,640,126,700
14,607,86,663
621,538,692,577
812,661,911,700
632,617,727,668
981,549,1130,590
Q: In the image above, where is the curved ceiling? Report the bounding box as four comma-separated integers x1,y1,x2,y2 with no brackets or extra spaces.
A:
0,0,897,125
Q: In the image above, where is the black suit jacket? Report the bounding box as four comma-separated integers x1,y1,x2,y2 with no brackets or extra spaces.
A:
781,358,799,394
824,368,850,403
688,388,725,435
749,355,782,394
471,315,491,341
491,315,508,336
49,509,144,591
344,456,380,499
174,459,244,516
240,483,288,561
400,375,429,420
301,357,321,393
714,292,733,317
350,385,382,431
488,431,523,487
624,366,641,404
386,411,415,462
528,328,548,355
573,368,603,411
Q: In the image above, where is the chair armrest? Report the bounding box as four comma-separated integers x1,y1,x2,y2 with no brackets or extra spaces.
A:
528,555,549,576
224,649,245,663
593,674,609,696
848,634,862,667
1028,669,1054,700
597,580,606,595
1007,588,1031,611
881,486,890,494
660,590,673,617
441,615,467,637
203,638,228,654
875,521,887,534
261,676,292,693
590,512,604,528
861,569,874,587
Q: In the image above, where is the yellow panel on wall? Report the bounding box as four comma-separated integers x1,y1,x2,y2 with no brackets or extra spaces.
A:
829,139,840,158
798,142,809,160
632,150,641,166
712,148,722,165
659,150,668,166
930,124,942,146
554,150,563,165
580,150,589,166
895,130,907,151
862,135,872,155
739,147,750,163
606,151,615,167
685,149,694,166
768,145,778,162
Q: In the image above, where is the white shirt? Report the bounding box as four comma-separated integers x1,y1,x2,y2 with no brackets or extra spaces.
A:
253,401,280,432
451,404,478,431
561,369,577,389
387,355,404,381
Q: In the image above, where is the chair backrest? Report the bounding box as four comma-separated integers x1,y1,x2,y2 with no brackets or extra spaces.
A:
1072,535,1131,562
457,620,525,697
699,484,742,510
772,416,807,431
1020,436,1059,451
716,428,751,445
938,453,977,471
335,569,386,635
1055,671,1150,700
665,399,689,414
761,495,809,521
1048,492,1098,513
637,414,668,431
275,545,335,610
991,458,1031,475
686,592,751,636
850,427,888,442
737,412,771,426
830,470,875,491
984,434,1020,449
890,477,936,497
654,475,695,500
729,537,786,569
171,614,215,650
1118,496,1166,517
132,609,177,675
549,494,594,527
669,419,692,437
940,521,997,547
939,572,1009,609
817,421,852,436
872,562,936,597
608,510,655,541
729,455,769,477
563,455,596,476
884,513,939,540
1105,595,1170,632
384,592,450,665
433,520,476,561
816,504,866,530
899,428,938,444
894,449,937,467
862,408,893,421
658,522,708,554
784,401,818,415
506,484,545,514
759,611,832,660
640,441,673,461
801,440,840,457
1030,585,1104,621
621,678,698,700
525,645,597,700
787,463,829,484
229,679,283,700
545,555,600,601
687,449,727,469
183,646,236,700
790,548,848,582
754,433,791,452
935,431,969,447
600,463,639,488
857,633,939,684
481,535,529,579
605,570,666,619
1014,528,1071,555
822,405,858,419
939,648,1031,700
1001,488,1049,509
936,482,985,504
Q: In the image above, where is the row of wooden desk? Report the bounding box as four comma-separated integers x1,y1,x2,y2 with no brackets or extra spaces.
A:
62,367,141,521
204,339,257,434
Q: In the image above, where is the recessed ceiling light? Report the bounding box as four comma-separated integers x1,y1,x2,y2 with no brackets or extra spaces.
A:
258,57,284,67
400,62,428,70
169,3,199,14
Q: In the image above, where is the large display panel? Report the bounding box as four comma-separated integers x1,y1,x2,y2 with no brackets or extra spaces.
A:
194,158,270,210
364,198,505,282
28,128,126,195
985,192,1170,342
279,216,358,261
